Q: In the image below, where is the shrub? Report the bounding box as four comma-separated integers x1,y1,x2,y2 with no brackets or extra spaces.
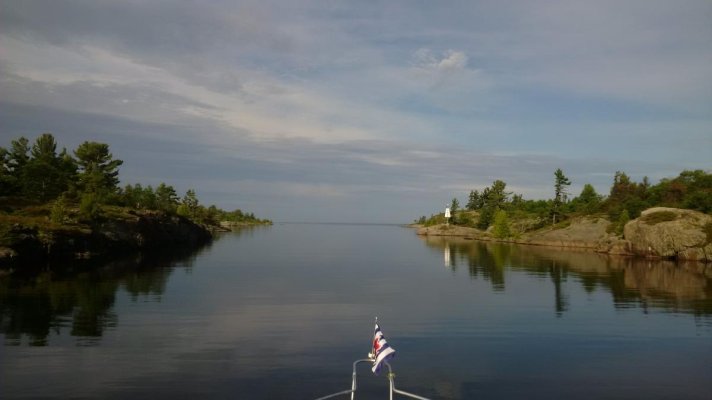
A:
79,192,102,220
50,195,67,224
640,210,677,225
615,210,630,236
493,210,511,239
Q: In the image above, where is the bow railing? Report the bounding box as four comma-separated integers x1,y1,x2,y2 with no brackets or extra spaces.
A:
314,359,430,400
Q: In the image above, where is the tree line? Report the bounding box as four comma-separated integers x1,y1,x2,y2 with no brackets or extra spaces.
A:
419,168,711,237
0,133,269,225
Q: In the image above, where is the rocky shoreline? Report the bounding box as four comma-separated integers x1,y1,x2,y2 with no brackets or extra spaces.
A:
414,207,712,262
0,211,213,270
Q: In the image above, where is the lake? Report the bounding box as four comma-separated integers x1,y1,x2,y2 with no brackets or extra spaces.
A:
1,223,711,399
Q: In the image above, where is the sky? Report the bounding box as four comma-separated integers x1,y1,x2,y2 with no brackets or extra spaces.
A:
1,0,710,223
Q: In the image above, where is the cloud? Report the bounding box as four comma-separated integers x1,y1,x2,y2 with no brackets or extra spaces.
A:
1,0,710,222
411,48,472,88
406,48,493,113
413,48,468,71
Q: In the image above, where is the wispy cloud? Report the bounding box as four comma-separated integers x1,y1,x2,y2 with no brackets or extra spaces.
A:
1,0,710,222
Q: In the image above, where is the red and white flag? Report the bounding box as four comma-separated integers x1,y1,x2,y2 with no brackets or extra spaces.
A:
371,323,396,375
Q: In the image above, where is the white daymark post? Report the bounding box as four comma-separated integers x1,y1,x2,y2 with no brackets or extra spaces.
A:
444,205,451,226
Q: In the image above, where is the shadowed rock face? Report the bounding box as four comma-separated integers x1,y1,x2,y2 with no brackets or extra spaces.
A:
625,207,712,262
0,212,212,269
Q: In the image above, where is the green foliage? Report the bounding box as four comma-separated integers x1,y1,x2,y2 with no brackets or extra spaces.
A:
79,192,102,220
478,206,494,229
457,212,474,227
493,210,511,239
74,141,123,198
466,190,483,210
120,183,156,209
450,198,460,224
488,180,509,209
0,135,77,201
176,204,190,217
212,207,269,225
50,195,68,224
474,180,511,229
155,183,179,213
9,137,30,174
181,189,199,219
602,169,711,219
422,213,446,226
551,168,571,224
450,198,460,213
553,168,571,203
605,171,650,219
0,137,30,195
427,169,709,234
683,190,712,213
23,135,77,201
1,134,271,230
615,209,630,236
570,183,601,214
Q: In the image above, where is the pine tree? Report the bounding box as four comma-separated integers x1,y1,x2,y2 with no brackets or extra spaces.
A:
156,183,179,213
466,190,480,210
74,141,123,199
574,183,601,214
22,134,74,201
552,168,571,224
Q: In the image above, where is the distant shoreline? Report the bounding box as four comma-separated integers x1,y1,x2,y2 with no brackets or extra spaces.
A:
411,207,712,263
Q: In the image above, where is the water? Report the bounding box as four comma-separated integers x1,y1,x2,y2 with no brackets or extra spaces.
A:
1,224,711,399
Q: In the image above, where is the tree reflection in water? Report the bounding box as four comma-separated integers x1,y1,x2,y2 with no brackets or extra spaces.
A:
0,245,208,346
421,236,712,317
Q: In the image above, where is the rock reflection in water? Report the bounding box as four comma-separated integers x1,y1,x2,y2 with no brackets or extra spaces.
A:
0,247,206,346
421,236,712,316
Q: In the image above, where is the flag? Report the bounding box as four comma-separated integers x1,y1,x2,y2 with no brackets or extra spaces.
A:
371,323,396,375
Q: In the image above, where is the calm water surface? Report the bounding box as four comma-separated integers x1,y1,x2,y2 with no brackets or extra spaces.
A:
1,224,711,399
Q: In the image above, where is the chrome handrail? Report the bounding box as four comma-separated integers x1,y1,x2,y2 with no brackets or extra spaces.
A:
314,359,430,400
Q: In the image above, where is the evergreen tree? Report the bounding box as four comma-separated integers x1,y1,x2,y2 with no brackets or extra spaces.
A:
0,137,30,195
0,147,13,195
466,190,480,210
74,141,123,198
488,180,509,209
606,171,647,219
22,134,74,201
450,197,460,213
477,180,510,229
510,193,524,209
450,197,460,224
477,206,494,230
178,189,199,219
140,185,157,210
155,183,179,213
551,168,571,224
8,137,30,176
573,183,601,214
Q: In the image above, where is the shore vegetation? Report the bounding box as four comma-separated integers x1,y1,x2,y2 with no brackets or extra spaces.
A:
1,133,271,228
0,133,271,269
416,169,711,237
